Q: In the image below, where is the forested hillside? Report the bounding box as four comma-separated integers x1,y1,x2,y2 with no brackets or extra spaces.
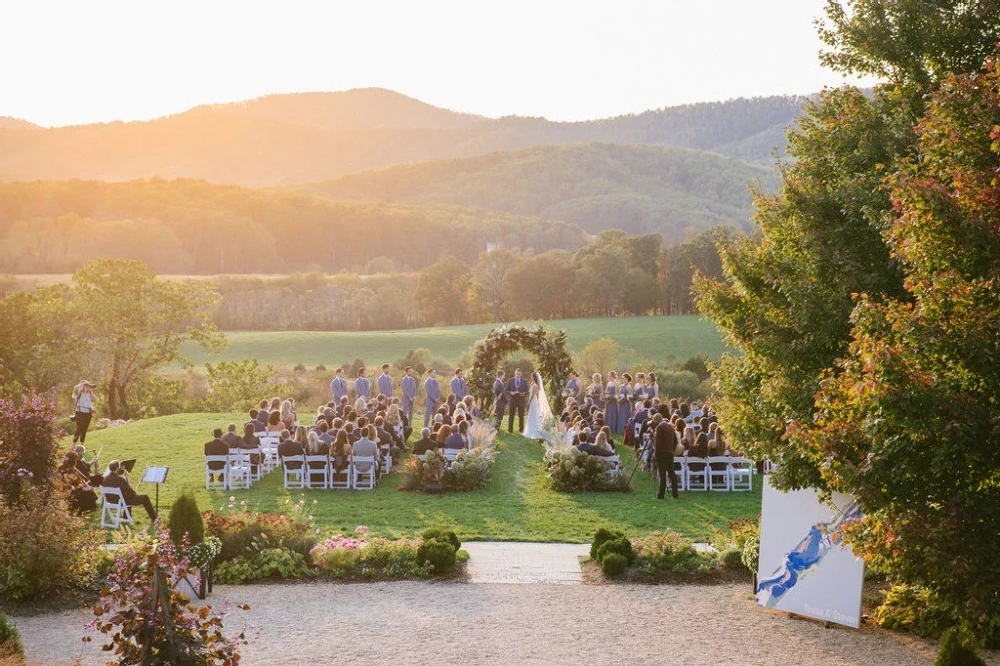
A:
0,89,801,185
0,179,585,274
301,143,776,237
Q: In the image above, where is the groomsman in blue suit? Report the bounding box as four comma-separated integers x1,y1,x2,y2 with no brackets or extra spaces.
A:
330,368,349,404
401,366,418,424
423,369,441,428
354,367,371,401
450,368,468,400
377,363,393,399
492,370,508,429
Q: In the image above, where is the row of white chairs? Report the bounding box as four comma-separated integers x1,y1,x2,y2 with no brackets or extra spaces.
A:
205,452,262,491
279,454,381,490
667,456,754,492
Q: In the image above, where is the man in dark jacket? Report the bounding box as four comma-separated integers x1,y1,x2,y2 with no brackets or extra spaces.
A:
205,428,229,483
102,460,156,519
654,414,680,499
411,428,439,456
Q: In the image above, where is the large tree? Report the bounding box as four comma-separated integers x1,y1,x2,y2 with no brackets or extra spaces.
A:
72,259,223,418
697,0,1000,489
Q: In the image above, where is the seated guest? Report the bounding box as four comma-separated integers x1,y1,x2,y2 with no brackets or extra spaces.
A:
457,420,471,448
437,405,452,425
337,396,350,417
373,416,400,459
431,413,445,435
278,429,304,470
600,424,615,448
412,428,438,456
461,395,479,419
102,460,156,520
222,423,242,449
317,421,334,445
444,423,468,451
572,427,592,447
330,430,352,474
445,393,458,415
245,409,259,431
306,431,330,478
578,431,616,457
351,426,380,478
204,428,229,482
266,410,284,434
436,424,453,447
239,423,262,476
280,399,296,431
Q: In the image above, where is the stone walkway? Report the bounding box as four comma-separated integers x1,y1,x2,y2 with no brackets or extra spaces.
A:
463,542,590,583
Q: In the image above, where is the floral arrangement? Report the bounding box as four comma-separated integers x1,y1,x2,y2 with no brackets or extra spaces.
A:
545,446,630,492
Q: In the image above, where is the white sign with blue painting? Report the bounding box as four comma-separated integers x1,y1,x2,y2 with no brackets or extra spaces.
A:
756,476,865,629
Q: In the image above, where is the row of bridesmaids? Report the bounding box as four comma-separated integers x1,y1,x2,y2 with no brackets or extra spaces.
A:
563,371,660,434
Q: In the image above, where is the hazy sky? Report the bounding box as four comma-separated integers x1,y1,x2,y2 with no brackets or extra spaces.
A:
1,0,877,127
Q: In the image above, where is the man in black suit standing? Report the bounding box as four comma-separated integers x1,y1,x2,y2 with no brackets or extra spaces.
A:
507,368,527,434
653,414,679,499
493,370,508,430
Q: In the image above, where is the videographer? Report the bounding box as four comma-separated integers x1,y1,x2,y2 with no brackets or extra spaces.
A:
71,380,97,445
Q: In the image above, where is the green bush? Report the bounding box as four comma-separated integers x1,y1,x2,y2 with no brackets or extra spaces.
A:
0,611,24,663
600,553,629,577
442,448,497,491
168,491,204,546
720,548,744,569
214,547,310,584
204,509,310,562
591,528,625,560
421,528,461,551
596,536,635,566
875,585,963,639
936,628,986,666
632,530,717,575
417,539,457,574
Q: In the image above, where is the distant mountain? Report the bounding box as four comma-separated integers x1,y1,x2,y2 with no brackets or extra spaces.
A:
0,178,586,275
0,117,37,130
301,143,777,237
0,89,805,185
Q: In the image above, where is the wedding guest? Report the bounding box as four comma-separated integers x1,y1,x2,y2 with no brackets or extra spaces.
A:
71,380,97,445
604,372,619,434
577,432,616,458
445,393,458,416
450,368,468,399
278,429,304,471
222,423,242,449
444,424,467,451
412,428,439,456
331,430,351,475
436,424,453,447
461,395,479,418
377,364,393,399
423,369,441,428
401,366,418,424
351,426,380,479
204,428,229,483
240,423,262,476
280,400,296,431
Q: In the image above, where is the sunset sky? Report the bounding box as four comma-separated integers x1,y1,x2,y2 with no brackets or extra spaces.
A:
1,0,877,127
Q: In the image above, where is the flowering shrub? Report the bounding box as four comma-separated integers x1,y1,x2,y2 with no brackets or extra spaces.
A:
204,500,315,564
442,448,496,491
0,486,105,601
0,393,58,505
400,450,444,490
310,526,463,578
214,547,310,584
632,531,717,575
87,525,250,664
546,447,629,492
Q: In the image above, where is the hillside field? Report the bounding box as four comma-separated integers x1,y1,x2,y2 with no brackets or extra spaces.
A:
178,315,726,370
74,413,760,542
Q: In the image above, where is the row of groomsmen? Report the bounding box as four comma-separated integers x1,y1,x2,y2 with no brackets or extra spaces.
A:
330,365,470,429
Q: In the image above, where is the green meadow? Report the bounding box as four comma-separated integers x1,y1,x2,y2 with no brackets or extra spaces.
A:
78,412,760,543
178,315,726,370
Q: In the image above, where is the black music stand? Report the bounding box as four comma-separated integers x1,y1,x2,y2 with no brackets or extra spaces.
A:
141,466,169,515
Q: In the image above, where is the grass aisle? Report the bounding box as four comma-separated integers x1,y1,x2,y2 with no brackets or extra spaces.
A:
78,413,761,542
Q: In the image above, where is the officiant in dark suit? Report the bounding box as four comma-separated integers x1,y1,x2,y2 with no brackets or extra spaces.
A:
493,370,508,429
507,368,527,434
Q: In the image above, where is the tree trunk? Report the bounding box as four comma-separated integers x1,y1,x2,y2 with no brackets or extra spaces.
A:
108,376,119,420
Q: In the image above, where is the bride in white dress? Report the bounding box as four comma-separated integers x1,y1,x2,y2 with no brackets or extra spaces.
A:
522,371,554,439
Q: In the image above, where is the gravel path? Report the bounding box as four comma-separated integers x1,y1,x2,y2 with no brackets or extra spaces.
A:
13,581,999,666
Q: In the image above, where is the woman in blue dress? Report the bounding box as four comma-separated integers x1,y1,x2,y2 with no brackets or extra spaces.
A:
604,371,619,434
618,373,633,435
586,373,604,414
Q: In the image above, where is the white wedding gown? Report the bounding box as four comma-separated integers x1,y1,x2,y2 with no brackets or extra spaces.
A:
523,383,553,439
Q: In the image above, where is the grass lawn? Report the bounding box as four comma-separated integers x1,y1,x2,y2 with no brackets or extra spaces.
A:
176,315,726,371
76,413,760,543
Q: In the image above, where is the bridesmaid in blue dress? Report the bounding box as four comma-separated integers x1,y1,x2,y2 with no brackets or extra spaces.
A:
586,373,604,416
618,373,633,435
604,372,619,434
633,373,647,404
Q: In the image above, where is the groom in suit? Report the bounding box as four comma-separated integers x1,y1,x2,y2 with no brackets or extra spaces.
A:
507,368,527,434
492,370,508,430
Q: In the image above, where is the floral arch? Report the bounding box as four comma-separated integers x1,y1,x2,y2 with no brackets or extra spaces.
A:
468,325,573,413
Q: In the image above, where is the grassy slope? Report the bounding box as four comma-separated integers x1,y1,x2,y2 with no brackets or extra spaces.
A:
178,315,726,370
79,413,760,543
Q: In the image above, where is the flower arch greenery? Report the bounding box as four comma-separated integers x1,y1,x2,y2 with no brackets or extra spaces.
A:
468,325,573,414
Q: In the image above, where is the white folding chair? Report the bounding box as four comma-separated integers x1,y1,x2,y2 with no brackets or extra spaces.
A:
442,449,461,464
708,456,731,491
259,436,280,472
281,454,306,489
673,458,687,492
248,448,264,482
205,455,229,491
351,454,377,490
729,457,754,491
100,486,134,529
329,456,351,489
605,454,621,483
380,443,393,475
227,452,252,490
686,457,709,491
305,455,330,489
254,430,267,439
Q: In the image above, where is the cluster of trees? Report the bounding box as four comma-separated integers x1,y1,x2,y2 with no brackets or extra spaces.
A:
0,259,221,418
302,142,774,237
0,179,585,275
203,227,727,330
697,0,1000,650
